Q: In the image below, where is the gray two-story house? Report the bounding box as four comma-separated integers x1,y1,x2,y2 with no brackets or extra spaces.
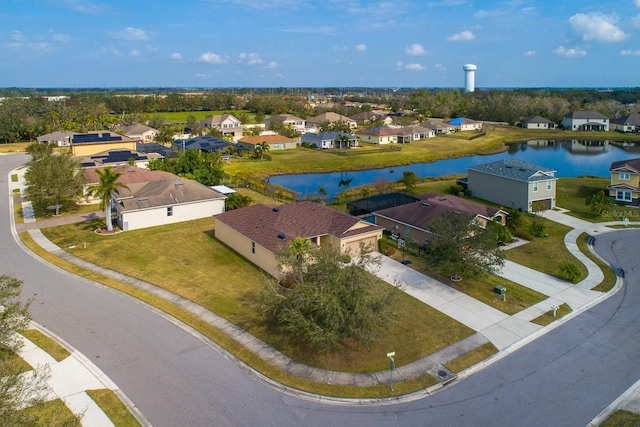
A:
467,159,557,212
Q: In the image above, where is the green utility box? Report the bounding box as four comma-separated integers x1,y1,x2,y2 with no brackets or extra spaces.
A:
493,285,506,296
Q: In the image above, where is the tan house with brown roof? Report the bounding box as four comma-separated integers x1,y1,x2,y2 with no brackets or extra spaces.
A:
265,114,306,134
354,127,400,144
122,124,158,142
237,134,297,151
214,201,383,277
305,112,357,131
373,194,507,244
111,174,226,231
200,114,243,141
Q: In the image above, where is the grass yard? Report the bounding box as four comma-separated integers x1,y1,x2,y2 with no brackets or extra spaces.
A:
40,217,474,373
556,177,639,222
444,342,498,373
0,141,30,153
21,398,80,426
1,345,33,373
601,410,640,427
576,233,619,292
21,329,70,362
86,389,141,427
530,303,572,326
505,215,588,282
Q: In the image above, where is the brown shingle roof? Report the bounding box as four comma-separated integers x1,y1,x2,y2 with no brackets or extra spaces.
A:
84,165,173,186
214,201,382,251
355,127,400,137
238,134,295,145
374,194,500,231
610,158,640,174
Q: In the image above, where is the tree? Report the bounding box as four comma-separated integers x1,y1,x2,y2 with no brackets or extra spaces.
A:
148,113,166,130
225,193,253,210
155,126,175,145
423,212,505,280
585,190,613,216
0,275,75,426
85,166,128,232
400,171,419,194
254,141,270,159
24,149,86,216
258,242,400,352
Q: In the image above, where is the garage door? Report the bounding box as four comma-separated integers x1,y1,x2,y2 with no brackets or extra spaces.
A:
532,198,552,212
345,237,376,255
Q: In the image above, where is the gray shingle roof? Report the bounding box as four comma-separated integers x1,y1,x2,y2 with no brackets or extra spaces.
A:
468,159,556,182
522,115,554,124
563,110,608,120
610,113,640,126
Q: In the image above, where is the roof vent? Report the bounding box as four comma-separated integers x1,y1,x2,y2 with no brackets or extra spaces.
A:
138,198,147,202
272,207,280,212
505,165,512,168
422,202,430,206
175,182,183,186
519,168,526,171
439,197,447,201
277,233,286,239
453,211,461,215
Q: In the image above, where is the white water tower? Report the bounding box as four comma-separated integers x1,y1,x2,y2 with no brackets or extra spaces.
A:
463,64,477,92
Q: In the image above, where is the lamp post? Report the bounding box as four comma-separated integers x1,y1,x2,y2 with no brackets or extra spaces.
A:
387,351,395,391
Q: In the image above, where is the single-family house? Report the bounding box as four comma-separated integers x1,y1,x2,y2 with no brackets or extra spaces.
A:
373,194,508,244
521,115,556,129
301,132,358,149
560,110,609,131
83,165,174,204
610,113,640,133
237,134,297,152
448,117,483,131
265,114,306,134
354,127,400,145
419,121,454,135
467,159,557,212
397,125,436,143
172,135,231,153
305,112,357,131
608,158,640,205
71,131,137,157
122,124,159,143
37,131,75,146
348,111,393,126
111,175,226,231
213,201,383,278
200,114,243,141
75,149,148,168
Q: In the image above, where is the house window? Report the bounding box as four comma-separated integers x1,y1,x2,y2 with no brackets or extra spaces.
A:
404,226,410,237
533,182,539,192
311,237,318,245
619,172,631,180
546,181,552,191
616,190,632,202
167,206,173,216
251,241,256,254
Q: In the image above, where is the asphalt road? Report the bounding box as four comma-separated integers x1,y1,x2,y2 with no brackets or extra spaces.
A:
2,153,639,426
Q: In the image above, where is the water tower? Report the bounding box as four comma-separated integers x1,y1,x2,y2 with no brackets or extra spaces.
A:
463,64,477,92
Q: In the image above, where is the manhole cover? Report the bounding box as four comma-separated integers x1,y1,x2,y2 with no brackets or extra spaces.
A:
438,370,448,377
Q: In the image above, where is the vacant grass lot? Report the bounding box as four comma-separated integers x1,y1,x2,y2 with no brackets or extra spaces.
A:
40,218,475,373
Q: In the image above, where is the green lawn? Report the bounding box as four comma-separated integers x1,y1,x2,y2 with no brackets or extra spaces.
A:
576,233,619,292
21,399,80,426
87,389,141,427
40,217,474,373
445,342,498,373
530,303,572,326
21,329,70,362
601,410,640,427
505,215,588,282
556,177,638,222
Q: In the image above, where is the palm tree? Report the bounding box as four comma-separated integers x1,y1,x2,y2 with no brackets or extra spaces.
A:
86,166,128,232
259,141,270,158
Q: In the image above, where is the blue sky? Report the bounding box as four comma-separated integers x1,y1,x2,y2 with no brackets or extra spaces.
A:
2,0,639,88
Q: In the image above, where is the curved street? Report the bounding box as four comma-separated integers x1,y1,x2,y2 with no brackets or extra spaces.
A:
2,153,640,426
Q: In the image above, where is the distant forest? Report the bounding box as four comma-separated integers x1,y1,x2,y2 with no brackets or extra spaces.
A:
1,87,638,143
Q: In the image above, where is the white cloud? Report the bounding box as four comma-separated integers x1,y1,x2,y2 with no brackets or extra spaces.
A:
396,61,404,69
569,13,626,43
474,9,505,18
10,30,28,42
447,30,475,41
239,52,263,65
405,43,427,56
355,44,367,51
110,27,151,41
523,50,536,56
198,52,229,64
49,30,71,43
129,49,140,56
265,61,279,69
405,63,426,70
56,0,113,15
553,45,586,58
169,52,182,60
632,14,640,29
636,0,640,6
620,49,640,56
6,30,52,51
434,63,446,70
207,0,310,10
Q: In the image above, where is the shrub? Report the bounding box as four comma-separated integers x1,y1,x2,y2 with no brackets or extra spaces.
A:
559,262,582,283
529,220,546,238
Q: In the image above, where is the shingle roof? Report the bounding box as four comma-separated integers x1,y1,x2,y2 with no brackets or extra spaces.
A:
113,175,225,212
610,113,640,126
266,114,304,123
355,127,400,137
301,131,356,143
522,115,554,124
214,201,382,251
36,130,75,142
610,158,640,173
374,194,500,231
238,134,295,145
84,165,173,185
200,114,240,126
468,159,556,182
172,135,230,152
307,112,355,124
563,110,608,120
122,124,157,135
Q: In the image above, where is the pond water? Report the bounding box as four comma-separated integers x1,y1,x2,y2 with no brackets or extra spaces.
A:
268,139,640,200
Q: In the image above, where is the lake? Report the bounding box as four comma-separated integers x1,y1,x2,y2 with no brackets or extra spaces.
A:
268,139,640,200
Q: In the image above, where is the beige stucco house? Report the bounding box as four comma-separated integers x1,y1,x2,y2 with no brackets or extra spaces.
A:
37,130,75,146
373,194,507,244
214,201,383,278
305,112,357,132
609,158,640,205
521,115,556,129
111,175,226,231
265,114,306,134
237,134,297,152
200,114,243,141
467,159,557,212
354,127,399,144
122,124,159,143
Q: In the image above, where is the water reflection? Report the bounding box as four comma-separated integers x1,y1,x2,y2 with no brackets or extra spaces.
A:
268,139,640,200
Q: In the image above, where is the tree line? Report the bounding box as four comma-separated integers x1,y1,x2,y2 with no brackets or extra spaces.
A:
1,88,639,143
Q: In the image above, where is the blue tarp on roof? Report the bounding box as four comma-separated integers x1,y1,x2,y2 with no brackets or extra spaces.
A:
448,117,466,125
